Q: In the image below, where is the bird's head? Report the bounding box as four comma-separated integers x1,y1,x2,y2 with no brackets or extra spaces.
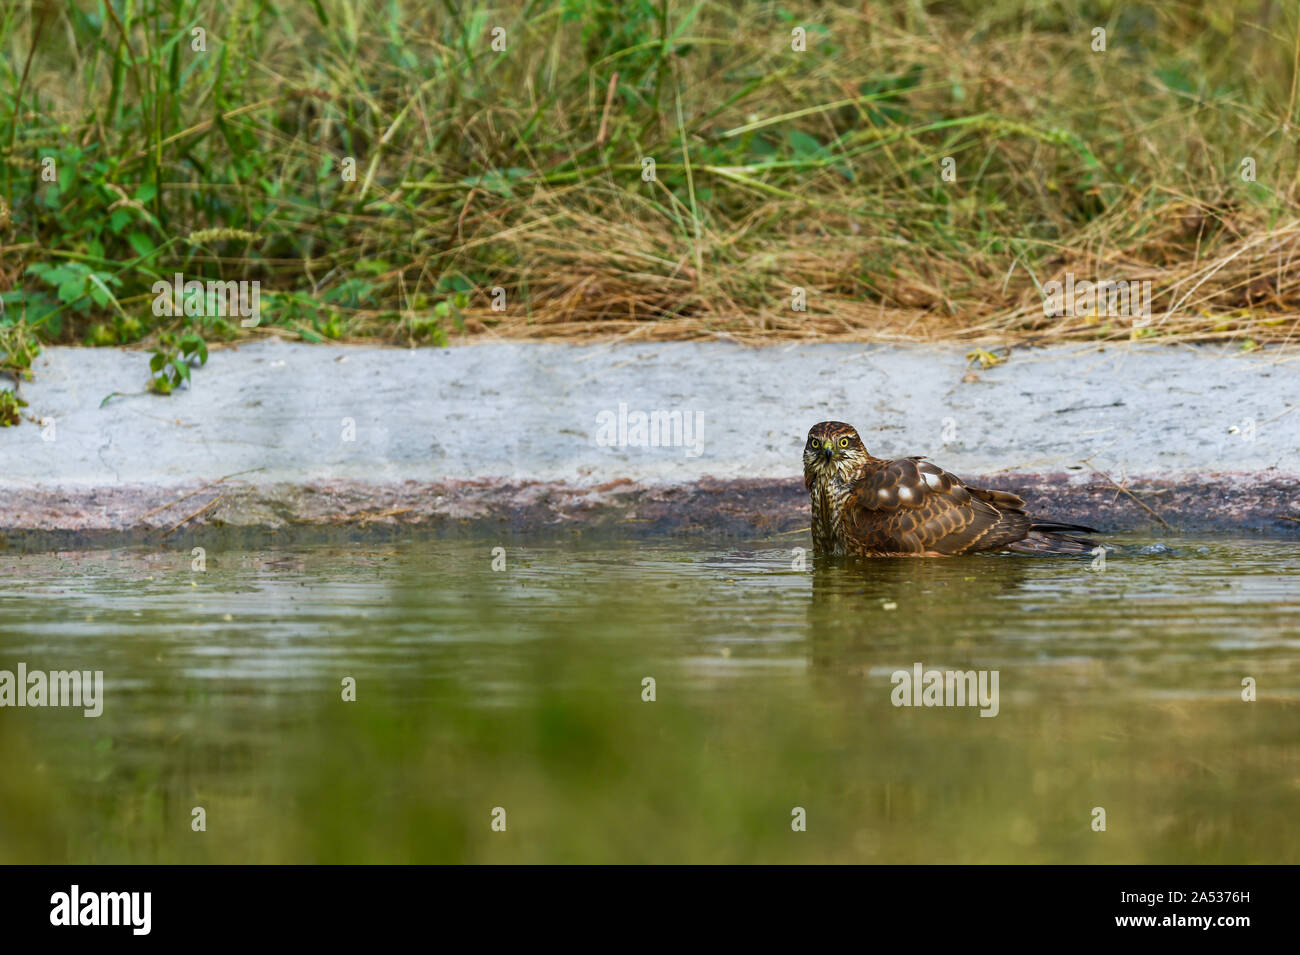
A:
803,420,869,488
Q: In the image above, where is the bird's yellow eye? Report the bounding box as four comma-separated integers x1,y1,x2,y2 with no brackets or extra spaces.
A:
839,436,850,448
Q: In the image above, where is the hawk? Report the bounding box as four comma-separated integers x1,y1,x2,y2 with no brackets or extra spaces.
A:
803,421,1101,557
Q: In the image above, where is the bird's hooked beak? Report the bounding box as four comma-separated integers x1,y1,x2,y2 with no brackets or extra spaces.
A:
821,444,834,462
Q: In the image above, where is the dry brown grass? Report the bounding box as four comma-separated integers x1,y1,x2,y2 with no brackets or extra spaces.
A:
6,1,1300,351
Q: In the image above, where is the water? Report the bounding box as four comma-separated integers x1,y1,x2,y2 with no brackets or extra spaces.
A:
1,535,1297,863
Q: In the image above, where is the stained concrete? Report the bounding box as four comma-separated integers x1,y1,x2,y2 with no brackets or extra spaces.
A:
1,341,1297,535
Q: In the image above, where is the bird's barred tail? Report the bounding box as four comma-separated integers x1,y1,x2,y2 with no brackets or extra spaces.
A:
1007,521,1101,556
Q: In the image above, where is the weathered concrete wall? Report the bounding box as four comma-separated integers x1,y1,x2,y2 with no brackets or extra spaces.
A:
1,341,1296,537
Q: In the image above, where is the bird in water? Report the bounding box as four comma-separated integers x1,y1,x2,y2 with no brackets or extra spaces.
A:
802,420,1101,558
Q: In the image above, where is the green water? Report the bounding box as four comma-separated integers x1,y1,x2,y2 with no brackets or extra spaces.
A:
1,535,1296,863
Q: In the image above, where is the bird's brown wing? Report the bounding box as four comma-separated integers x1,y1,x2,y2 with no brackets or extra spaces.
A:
844,457,1031,555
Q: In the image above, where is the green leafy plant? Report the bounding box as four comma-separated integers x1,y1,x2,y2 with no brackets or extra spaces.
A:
409,292,468,346
0,309,44,426
25,262,123,317
148,332,209,395
0,321,42,382
0,289,61,337
0,389,27,426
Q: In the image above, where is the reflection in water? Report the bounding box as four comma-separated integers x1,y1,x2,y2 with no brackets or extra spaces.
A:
1,536,1297,863
806,555,1033,670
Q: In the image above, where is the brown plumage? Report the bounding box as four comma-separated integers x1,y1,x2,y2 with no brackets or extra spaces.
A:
803,421,1101,558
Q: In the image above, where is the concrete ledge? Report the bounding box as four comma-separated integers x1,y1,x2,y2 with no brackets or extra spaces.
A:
1,341,1296,537
1,476,1295,547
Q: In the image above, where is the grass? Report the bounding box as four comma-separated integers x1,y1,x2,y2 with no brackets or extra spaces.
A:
2,0,1300,387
